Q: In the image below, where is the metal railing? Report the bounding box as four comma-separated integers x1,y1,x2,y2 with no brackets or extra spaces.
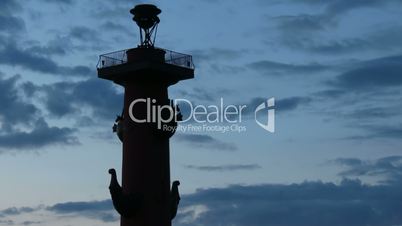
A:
97,48,194,69
97,49,127,69
164,49,194,69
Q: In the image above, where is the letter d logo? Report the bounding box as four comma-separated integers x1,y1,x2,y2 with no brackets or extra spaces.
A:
254,98,275,133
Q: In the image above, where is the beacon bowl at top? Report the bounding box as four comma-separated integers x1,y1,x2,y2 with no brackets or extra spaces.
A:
130,4,161,30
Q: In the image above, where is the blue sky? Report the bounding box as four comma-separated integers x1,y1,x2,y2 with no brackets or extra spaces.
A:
1,0,402,225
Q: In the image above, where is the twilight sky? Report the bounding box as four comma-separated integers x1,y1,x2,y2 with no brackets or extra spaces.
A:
1,0,402,225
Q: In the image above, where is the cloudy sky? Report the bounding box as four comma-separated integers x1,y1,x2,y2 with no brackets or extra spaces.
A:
1,0,402,225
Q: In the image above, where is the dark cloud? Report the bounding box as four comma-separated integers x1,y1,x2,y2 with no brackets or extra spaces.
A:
48,200,111,213
311,90,401,135
324,0,385,15
326,0,402,16
100,21,132,34
37,82,77,117
41,0,73,4
0,0,25,35
311,55,402,111
313,89,346,99
2,200,117,223
304,38,369,54
333,156,402,183
3,163,402,226
303,26,402,54
271,2,402,54
0,14,25,34
310,55,402,134
207,63,246,75
0,206,36,217
0,0,22,14
22,221,41,225
345,107,400,120
273,22,361,54
26,45,66,56
273,14,334,34
191,48,244,63
47,199,118,222
329,55,402,91
345,124,402,141
176,88,217,102
90,5,129,19
0,40,93,77
242,96,311,116
174,87,233,104
23,78,123,120
289,0,402,16
0,75,78,151
0,118,78,150
0,75,39,129
372,125,402,139
276,96,312,111
0,220,13,225
174,134,238,151
184,164,261,172
176,178,402,226
314,104,402,125
26,40,68,56
106,0,141,3
0,42,59,73
22,35,74,57
248,60,329,76
61,78,123,119
69,26,99,42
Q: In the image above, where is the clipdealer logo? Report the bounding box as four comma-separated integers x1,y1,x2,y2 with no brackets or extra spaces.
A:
128,98,275,133
254,97,275,133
